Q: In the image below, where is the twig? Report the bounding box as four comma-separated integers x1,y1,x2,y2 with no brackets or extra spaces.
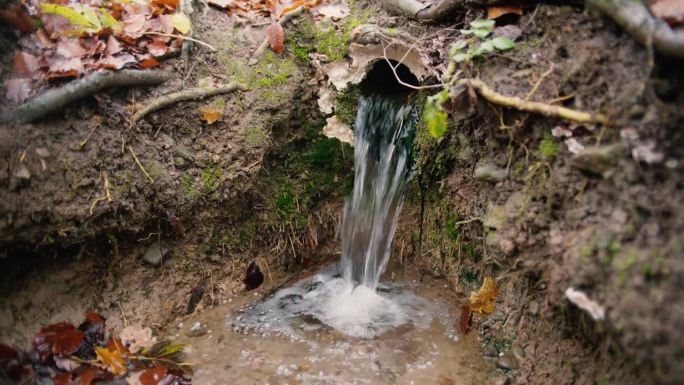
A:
254,6,307,57
89,171,113,215
128,145,155,184
3,70,171,123
129,82,246,124
382,42,445,90
452,217,483,226
143,32,217,52
525,63,554,100
78,125,98,149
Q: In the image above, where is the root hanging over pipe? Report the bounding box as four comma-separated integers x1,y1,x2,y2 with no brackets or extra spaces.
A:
3,69,172,124
586,0,684,59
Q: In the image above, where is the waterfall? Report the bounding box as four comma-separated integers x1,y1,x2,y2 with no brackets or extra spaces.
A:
341,94,417,290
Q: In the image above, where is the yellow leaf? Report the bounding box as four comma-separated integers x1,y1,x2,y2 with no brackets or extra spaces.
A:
95,346,127,375
468,276,498,315
98,8,122,32
171,12,191,35
198,106,222,124
486,5,523,19
40,3,101,31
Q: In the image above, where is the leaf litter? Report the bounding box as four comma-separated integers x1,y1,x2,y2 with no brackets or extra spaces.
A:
1,312,192,385
3,0,193,103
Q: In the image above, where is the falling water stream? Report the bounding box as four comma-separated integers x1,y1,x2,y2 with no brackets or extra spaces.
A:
174,88,498,384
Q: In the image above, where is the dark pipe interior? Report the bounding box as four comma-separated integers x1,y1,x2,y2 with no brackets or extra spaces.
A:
360,59,419,98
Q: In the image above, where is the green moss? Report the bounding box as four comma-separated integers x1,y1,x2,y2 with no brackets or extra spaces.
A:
335,85,361,126
181,175,200,199
614,250,637,285
536,134,560,160
445,213,459,241
244,125,268,146
143,159,166,180
459,267,478,287
201,166,223,192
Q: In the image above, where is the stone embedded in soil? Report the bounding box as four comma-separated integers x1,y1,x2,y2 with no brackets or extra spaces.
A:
13,163,31,180
474,163,506,183
483,345,498,358
142,243,169,267
570,143,626,176
496,351,520,370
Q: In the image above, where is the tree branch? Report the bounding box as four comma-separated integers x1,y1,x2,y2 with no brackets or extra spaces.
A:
3,70,172,124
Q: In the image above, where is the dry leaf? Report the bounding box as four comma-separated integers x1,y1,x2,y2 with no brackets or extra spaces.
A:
650,0,684,26
13,51,40,77
487,5,523,19
564,287,605,320
139,365,168,385
267,22,285,54
95,346,127,375
5,78,33,103
198,105,222,124
468,276,498,315
0,4,36,33
458,305,472,334
120,325,155,353
33,322,85,361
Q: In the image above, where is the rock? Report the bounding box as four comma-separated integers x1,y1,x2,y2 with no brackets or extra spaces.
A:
187,321,208,337
474,163,506,183
483,345,498,358
496,351,519,370
528,300,539,315
35,147,50,158
13,163,31,180
142,243,169,267
570,143,626,176
512,345,526,361
498,238,516,255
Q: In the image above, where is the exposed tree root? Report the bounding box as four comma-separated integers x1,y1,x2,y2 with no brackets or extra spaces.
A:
128,145,155,184
129,82,246,124
254,6,307,57
587,0,684,59
461,78,609,125
3,70,172,124
382,0,463,22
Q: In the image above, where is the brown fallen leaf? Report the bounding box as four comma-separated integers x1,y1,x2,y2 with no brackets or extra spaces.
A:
13,51,40,77
487,5,523,19
267,21,285,54
458,304,472,333
33,322,85,361
0,4,35,33
198,105,222,124
650,0,684,26
468,276,498,315
139,365,168,385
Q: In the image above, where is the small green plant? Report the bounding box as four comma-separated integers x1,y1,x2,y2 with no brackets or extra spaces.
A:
536,134,560,160
449,19,515,64
423,89,450,138
201,166,223,192
445,213,460,241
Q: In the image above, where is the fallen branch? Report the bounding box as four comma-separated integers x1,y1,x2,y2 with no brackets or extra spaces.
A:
586,0,684,59
3,70,172,124
461,78,609,125
129,82,246,124
382,0,463,22
254,6,307,57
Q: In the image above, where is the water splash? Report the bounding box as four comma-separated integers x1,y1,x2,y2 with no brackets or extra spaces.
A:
341,95,417,290
230,94,424,339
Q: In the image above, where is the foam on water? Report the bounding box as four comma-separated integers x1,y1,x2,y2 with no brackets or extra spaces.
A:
230,265,442,339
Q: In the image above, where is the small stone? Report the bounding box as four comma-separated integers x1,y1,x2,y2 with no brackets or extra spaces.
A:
512,345,525,361
142,243,169,267
474,163,506,183
187,321,208,337
483,345,498,358
496,351,519,370
35,147,50,158
13,163,31,180
498,238,515,255
528,301,539,315
570,143,626,176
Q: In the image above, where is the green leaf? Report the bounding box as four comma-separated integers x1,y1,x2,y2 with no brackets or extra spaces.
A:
171,12,191,34
40,3,100,31
480,40,495,53
460,29,474,35
451,40,468,50
469,19,495,30
423,90,450,138
473,28,491,38
492,36,515,51
98,9,121,32
452,52,471,63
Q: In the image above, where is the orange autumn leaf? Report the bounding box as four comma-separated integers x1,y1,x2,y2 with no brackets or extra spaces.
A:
267,21,284,54
468,276,498,315
95,346,127,375
198,106,222,124
486,5,523,19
